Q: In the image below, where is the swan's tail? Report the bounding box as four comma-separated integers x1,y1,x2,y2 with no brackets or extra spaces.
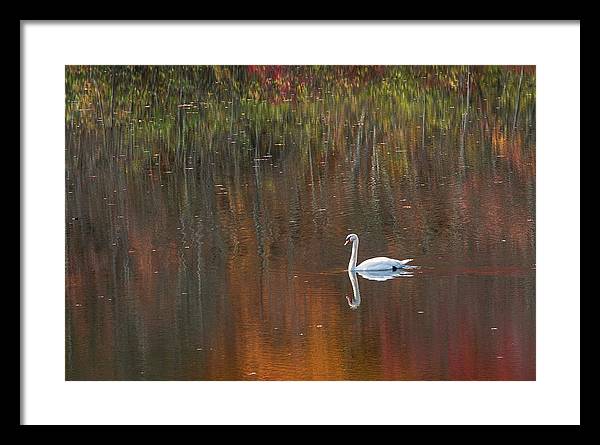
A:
397,258,419,270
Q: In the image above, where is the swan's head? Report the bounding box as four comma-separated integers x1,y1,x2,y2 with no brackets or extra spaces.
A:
344,233,358,246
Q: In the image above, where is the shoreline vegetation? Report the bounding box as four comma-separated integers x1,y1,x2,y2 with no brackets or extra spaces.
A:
66,65,535,173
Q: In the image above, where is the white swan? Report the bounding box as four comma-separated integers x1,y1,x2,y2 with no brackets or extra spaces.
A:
344,233,414,271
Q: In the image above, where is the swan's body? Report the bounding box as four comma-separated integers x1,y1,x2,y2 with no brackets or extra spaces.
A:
344,233,414,272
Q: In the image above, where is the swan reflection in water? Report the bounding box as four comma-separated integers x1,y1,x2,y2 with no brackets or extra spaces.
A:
346,268,415,309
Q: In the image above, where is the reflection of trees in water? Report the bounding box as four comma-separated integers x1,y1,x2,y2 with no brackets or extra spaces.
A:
66,66,535,174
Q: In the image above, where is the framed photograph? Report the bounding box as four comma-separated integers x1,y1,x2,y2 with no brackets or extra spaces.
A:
22,21,580,425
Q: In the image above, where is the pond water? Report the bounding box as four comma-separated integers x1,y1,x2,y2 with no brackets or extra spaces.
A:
65,66,535,380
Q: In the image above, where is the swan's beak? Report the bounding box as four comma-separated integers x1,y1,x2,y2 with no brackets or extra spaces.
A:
344,239,349,246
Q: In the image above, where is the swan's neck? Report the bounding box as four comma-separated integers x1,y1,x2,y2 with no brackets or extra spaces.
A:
348,238,359,271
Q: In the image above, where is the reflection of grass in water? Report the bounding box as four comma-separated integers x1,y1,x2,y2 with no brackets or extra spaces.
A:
65,65,535,177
